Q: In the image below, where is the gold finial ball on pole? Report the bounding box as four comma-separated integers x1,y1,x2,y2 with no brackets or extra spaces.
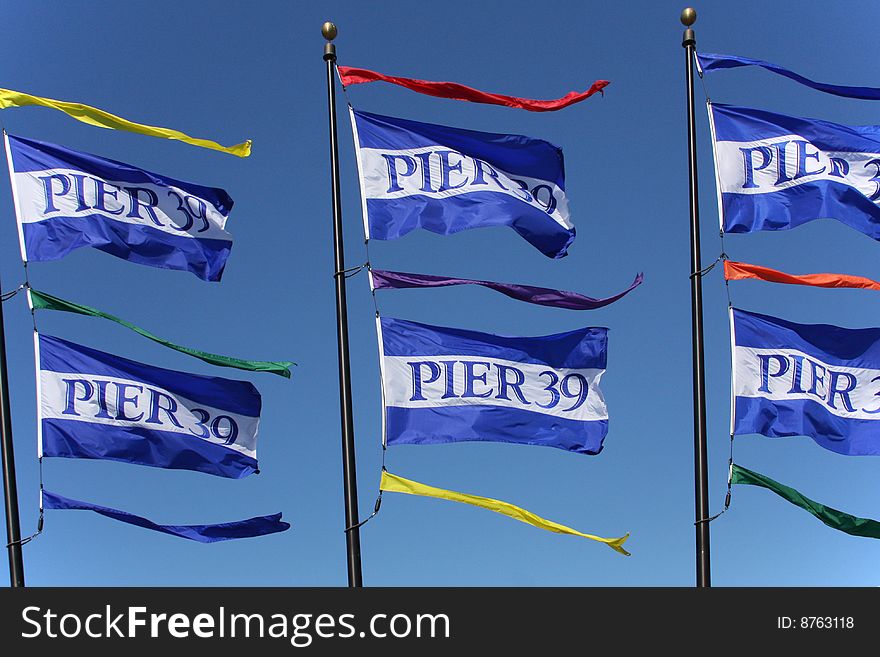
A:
322,21,338,41
680,7,697,26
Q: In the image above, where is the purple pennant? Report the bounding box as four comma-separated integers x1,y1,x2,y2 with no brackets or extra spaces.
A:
42,490,290,542
370,269,643,310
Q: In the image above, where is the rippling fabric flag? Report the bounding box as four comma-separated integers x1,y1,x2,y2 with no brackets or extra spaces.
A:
350,109,574,258
380,470,630,554
378,317,608,454
731,308,880,455
369,269,643,310
338,66,609,111
28,288,294,378
731,464,880,540
5,134,234,281
42,490,289,542
0,87,251,156
724,260,880,292
709,103,880,240
37,333,262,478
697,52,880,101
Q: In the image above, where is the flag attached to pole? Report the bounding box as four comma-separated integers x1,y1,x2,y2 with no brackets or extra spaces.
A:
36,333,262,478
731,464,880,540
338,66,609,111
369,269,643,310
42,489,289,542
0,88,251,156
380,470,630,554
350,109,574,258
28,288,294,378
5,134,235,281
731,307,880,455
708,103,880,240
696,52,880,101
724,260,880,292
378,316,608,454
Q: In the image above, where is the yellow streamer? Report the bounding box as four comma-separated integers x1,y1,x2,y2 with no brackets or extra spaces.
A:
0,88,251,157
380,470,631,556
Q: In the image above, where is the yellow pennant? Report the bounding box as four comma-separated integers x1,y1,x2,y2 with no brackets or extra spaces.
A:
380,470,631,556
0,88,251,157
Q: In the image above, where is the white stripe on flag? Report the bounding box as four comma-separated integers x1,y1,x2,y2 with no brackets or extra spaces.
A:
714,135,880,198
39,369,259,458
734,345,880,421
12,167,231,239
357,145,571,229
382,354,606,421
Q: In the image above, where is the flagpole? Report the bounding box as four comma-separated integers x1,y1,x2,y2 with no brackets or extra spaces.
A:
322,21,364,588
0,270,24,587
682,7,711,587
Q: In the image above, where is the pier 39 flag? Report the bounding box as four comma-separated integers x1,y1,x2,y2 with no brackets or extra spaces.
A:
5,134,234,281
36,333,261,478
378,317,608,454
709,103,880,240
349,109,574,259
731,308,880,455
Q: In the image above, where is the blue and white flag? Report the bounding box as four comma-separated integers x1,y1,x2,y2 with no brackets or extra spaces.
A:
709,103,880,240
4,134,234,281
378,317,608,454
36,333,261,478
731,307,880,455
349,109,574,259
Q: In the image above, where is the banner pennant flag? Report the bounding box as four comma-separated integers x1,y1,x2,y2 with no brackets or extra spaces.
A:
731,307,880,455
731,464,880,539
369,269,643,310
36,333,262,479
0,88,251,156
379,470,630,555
350,109,574,259
724,260,880,292
708,103,880,241
338,66,609,111
42,489,289,542
28,288,293,378
5,134,235,281
696,52,880,101
379,316,608,454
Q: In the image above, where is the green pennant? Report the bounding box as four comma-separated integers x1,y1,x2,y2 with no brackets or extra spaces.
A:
731,463,880,539
29,288,293,378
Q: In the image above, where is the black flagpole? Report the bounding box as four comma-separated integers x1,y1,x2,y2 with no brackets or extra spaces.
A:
682,7,711,587
322,21,364,588
0,272,24,587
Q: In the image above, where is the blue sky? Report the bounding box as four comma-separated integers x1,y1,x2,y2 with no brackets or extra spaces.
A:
2,1,880,587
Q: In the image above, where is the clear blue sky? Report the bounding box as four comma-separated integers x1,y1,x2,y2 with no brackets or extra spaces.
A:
2,1,879,587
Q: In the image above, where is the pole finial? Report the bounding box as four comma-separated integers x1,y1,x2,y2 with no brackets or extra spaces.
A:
680,7,697,27
322,21,338,41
